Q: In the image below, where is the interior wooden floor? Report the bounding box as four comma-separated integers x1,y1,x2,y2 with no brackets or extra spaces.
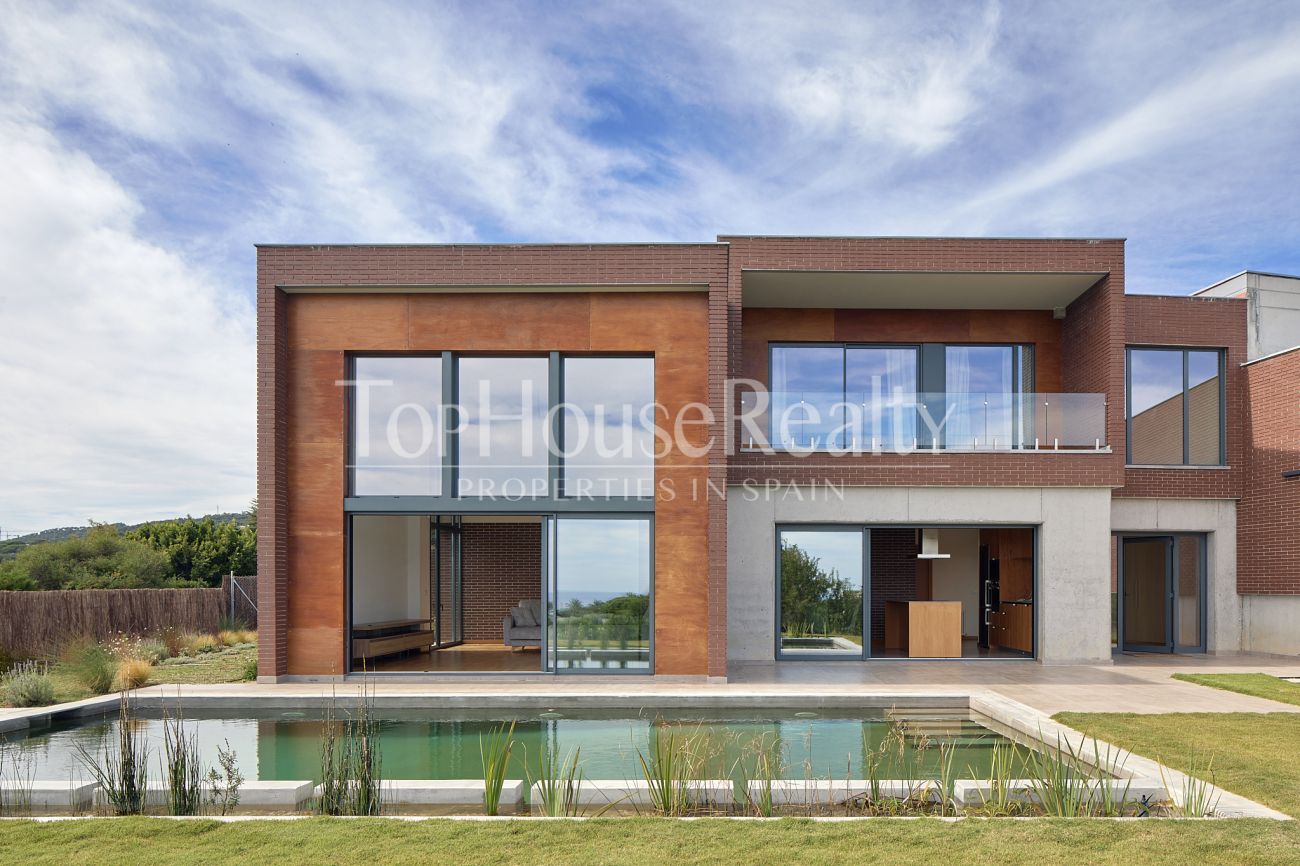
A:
868,638,1029,660
367,644,542,674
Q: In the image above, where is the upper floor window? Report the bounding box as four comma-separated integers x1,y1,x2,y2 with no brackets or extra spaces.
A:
349,353,654,499
351,356,443,496
561,356,655,497
1126,347,1224,466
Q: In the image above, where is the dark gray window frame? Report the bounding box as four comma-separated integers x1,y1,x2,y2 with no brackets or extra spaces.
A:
774,522,1039,662
768,342,1033,449
346,351,655,511
1114,531,1208,654
1124,346,1227,466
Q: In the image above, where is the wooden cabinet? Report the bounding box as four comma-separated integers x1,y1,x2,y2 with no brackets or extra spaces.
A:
989,603,1033,654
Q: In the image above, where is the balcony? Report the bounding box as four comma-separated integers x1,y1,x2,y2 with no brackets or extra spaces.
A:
735,391,1108,453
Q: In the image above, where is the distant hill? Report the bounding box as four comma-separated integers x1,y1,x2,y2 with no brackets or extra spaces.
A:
0,512,254,560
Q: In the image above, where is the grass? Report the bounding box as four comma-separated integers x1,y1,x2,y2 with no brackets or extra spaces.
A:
1,818,1299,865
1172,673,1300,707
3,644,258,706
1055,711,1300,817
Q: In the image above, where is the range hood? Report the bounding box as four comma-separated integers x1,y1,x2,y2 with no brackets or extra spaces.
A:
917,528,951,560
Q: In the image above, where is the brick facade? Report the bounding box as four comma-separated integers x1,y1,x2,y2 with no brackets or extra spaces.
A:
868,528,920,645
1238,348,1300,594
455,522,543,641
257,236,1297,676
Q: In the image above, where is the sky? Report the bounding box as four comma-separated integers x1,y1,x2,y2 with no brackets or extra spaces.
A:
1,0,1299,531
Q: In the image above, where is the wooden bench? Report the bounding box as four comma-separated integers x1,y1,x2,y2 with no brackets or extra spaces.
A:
352,619,436,662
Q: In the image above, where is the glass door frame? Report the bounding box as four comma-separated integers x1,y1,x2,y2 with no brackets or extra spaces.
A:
773,524,871,661
1116,533,1207,654
542,512,655,675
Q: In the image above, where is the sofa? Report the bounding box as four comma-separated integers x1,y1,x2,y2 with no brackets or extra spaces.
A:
502,599,542,648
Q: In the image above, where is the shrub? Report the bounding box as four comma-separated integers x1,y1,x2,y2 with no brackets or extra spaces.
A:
1,661,57,707
63,639,116,695
217,630,241,648
160,628,187,659
115,658,153,690
237,629,258,645
135,639,170,664
183,634,220,655
241,657,258,681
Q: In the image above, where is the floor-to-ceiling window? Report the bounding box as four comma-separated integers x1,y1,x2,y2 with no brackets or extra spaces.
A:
776,528,866,659
549,516,652,671
457,356,550,497
943,345,1032,450
560,356,655,498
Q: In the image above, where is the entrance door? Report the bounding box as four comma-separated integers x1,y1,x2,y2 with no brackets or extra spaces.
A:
1118,535,1206,654
1119,536,1172,652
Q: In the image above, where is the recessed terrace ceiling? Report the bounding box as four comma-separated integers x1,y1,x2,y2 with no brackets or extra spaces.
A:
742,270,1105,310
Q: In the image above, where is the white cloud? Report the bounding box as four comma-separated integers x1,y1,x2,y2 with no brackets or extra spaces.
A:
0,118,254,529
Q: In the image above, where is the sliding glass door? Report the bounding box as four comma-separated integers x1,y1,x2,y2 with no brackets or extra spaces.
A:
545,516,652,672
1118,534,1206,654
776,527,867,659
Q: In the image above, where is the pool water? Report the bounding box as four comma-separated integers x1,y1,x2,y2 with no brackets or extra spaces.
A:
4,707,1035,783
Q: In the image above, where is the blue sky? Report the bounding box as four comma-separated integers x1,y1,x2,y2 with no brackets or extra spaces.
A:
1,0,1299,529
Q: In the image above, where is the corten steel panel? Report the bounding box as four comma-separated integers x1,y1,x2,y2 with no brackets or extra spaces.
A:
287,295,409,350
408,293,593,351
744,308,1064,392
288,351,346,445
274,285,713,677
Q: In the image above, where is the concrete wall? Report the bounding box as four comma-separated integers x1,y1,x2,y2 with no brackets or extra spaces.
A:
1242,595,1300,656
727,486,1113,664
351,515,430,624
1109,498,1239,654
931,528,980,636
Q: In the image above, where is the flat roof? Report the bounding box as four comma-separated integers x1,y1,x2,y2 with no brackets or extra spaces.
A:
742,269,1106,310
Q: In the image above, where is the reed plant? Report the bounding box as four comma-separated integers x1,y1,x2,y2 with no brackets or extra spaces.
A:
161,707,203,815
314,685,383,816
977,741,1024,816
527,744,583,817
0,742,36,816
1160,753,1221,818
636,727,703,816
934,741,958,816
75,692,150,814
480,721,517,816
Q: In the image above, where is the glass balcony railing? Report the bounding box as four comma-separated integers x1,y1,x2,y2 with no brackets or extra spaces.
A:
735,391,1108,452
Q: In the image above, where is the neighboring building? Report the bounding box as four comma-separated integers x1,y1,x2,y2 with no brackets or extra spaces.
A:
255,238,1300,681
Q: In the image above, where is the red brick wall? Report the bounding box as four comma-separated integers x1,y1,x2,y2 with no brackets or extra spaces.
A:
1238,348,1300,594
1118,294,1247,499
722,237,1126,489
869,528,919,645
456,522,543,641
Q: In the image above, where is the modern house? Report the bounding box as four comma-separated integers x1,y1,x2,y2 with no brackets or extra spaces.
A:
255,238,1300,681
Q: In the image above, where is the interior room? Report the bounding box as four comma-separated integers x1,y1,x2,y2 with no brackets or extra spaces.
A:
349,514,545,674
869,527,1035,659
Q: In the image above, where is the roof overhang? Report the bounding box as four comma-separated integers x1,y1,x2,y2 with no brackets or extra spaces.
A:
742,270,1105,310
278,283,708,294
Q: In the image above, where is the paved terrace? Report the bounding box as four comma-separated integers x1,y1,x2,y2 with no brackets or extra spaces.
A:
7,653,1296,727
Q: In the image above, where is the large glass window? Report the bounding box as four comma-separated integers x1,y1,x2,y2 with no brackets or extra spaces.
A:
771,345,919,450
777,529,864,658
457,357,550,497
944,345,1032,449
561,356,655,498
551,517,651,671
351,356,443,495
1127,348,1224,465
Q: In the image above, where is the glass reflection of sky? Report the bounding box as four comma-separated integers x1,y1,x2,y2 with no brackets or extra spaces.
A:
1128,349,1183,415
556,518,650,597
353,356,442,495
562,357,654,496
458,357,550,496
780,531,863,588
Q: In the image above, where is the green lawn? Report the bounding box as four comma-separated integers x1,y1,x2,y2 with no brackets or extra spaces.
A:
1,817,1299,866
1172,673,1300,707
1055,711,1300,817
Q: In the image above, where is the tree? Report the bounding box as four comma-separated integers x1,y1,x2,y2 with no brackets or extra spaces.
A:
127,516,256,587
779,541,861,637
0,524,175,590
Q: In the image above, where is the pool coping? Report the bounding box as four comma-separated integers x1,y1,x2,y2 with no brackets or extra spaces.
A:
1,686,1289,821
